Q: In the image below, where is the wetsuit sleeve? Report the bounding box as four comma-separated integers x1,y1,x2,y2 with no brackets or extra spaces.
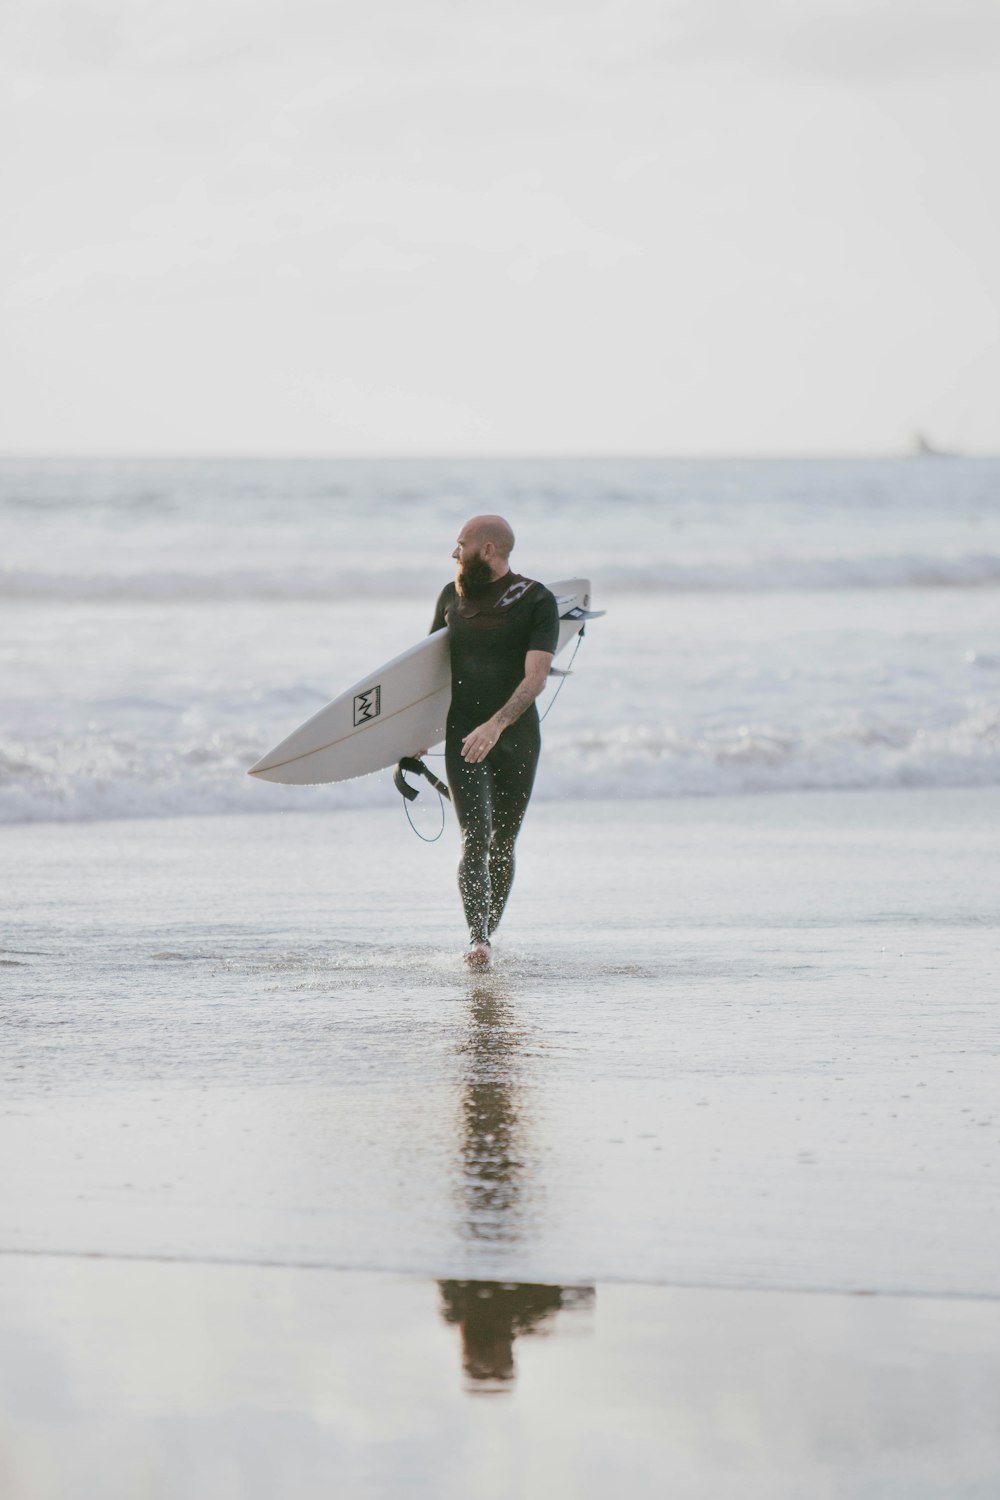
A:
526,587,560,655
430,584,454,634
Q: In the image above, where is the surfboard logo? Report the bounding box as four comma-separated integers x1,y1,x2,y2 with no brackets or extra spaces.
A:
353,686,381,725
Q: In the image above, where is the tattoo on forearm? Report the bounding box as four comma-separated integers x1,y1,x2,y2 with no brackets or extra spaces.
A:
495,679,538,730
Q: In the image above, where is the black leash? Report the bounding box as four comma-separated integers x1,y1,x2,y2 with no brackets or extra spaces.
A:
393,756,450,843
393,756,451,803
539,626,584,723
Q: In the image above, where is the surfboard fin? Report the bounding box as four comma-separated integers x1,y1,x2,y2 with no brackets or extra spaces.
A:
559,606,606,621
394,757,452,803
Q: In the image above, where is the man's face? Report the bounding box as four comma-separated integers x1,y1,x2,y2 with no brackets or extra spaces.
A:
452,525,481,569
453,527,493,597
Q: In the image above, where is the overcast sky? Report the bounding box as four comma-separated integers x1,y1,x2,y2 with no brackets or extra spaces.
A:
2,0,999,455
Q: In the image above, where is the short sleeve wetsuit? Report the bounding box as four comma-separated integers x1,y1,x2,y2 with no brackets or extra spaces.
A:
431,574,559,947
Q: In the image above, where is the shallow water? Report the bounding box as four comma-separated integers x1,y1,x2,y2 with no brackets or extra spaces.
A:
4,791,998,1293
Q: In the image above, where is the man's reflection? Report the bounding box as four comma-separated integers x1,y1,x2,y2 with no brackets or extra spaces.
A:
455,982,527,1242
440,982,594,1391
439,1280,594,1391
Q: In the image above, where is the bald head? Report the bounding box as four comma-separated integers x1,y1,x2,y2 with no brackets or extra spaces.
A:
452,514,515,595
462,514,514,558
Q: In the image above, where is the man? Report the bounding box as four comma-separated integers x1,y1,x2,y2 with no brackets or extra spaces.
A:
430,515,559,968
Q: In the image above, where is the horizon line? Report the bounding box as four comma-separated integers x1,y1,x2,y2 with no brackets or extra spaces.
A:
0,447,996,463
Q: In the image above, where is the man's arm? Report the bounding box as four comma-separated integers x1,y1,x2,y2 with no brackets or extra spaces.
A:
460,650,554,764
415,587,453,755
429,584,452,634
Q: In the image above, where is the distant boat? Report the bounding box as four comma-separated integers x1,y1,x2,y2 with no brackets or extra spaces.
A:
912,431,956,458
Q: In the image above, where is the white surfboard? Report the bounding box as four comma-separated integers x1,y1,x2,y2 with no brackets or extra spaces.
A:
248,579,597,786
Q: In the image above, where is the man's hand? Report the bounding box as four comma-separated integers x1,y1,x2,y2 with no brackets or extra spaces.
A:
460,650,553,763
461,718,502,764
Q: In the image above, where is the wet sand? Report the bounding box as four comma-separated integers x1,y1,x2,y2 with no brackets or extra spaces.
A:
2,789,999,1494
2,1256,999,1500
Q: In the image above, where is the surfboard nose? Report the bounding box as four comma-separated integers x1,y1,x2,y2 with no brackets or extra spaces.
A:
247,756,281,779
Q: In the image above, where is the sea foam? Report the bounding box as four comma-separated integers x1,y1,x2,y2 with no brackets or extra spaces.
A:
2,706,998,825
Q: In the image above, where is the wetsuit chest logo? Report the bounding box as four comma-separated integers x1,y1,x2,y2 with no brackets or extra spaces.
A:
497,580,533,608
354,686,381,725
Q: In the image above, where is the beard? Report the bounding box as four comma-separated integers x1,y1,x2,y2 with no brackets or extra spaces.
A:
456,552,494,598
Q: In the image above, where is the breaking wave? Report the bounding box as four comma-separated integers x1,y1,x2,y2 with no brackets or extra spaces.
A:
2,709,998,825
4,553,1000,603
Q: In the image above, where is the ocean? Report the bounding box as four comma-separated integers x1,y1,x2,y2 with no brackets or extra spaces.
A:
3,454,999,824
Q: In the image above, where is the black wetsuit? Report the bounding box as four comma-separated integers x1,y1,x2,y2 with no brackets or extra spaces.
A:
431,574,560,946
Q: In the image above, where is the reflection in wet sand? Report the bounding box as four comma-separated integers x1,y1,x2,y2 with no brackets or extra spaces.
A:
439,1280,595,1392
454,982,528,1243
441,981,595,1391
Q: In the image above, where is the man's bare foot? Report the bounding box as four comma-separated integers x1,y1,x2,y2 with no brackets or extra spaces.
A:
464,943,491,970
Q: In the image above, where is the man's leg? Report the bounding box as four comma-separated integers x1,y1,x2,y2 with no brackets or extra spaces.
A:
445,736,494,949
486,717,540,938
